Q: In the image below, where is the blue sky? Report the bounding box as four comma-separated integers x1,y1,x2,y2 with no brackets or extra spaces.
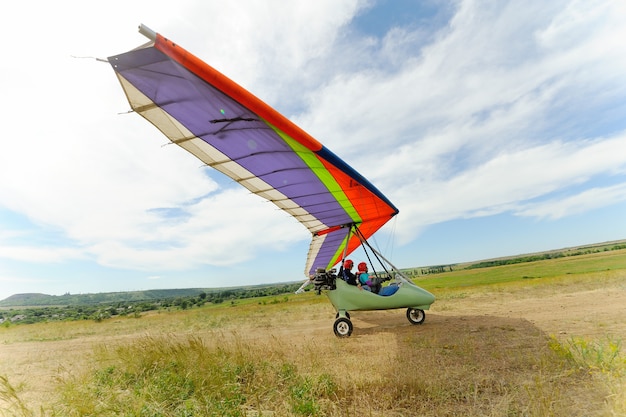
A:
1,0,626,300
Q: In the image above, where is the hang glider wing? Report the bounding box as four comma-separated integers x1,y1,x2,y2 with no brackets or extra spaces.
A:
108,25,399,276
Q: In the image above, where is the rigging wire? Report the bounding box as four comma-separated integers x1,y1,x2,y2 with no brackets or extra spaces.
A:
359,214,398,279
368,216,397,264
387,215,398,262
353,225,391,279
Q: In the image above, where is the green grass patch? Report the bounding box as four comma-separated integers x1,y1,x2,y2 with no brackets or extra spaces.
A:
54,335,339,417
416,248,626,292
549,336,626,415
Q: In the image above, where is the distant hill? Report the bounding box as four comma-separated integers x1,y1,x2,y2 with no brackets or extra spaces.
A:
0,288,208,308
1,293,48,305
0,284,300,308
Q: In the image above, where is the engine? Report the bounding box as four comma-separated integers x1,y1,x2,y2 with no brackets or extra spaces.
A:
312,267,336,294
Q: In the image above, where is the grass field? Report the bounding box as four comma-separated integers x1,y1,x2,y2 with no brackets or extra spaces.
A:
1,249,625,416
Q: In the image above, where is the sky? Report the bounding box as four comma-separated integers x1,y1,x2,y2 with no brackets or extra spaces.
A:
1,0,626,300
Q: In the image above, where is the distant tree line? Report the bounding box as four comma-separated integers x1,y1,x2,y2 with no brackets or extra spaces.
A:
400,266,455,276
467,252,566,269
467,244,626,270
0,282,302,326
399,243,626,275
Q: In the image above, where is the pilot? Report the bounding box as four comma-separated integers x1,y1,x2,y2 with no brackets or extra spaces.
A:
339,259,358,286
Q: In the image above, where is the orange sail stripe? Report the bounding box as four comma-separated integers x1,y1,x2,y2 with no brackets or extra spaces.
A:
154,34,324,153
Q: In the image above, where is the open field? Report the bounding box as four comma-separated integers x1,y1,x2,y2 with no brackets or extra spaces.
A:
1,249,625,416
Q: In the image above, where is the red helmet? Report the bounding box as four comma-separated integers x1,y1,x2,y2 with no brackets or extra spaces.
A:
343,259,354,269
357,262,368,272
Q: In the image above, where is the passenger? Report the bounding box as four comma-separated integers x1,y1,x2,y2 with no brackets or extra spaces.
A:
356,262,383,294
338,259,358,286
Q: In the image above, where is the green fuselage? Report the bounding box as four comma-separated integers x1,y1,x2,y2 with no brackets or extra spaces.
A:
325,278,435,312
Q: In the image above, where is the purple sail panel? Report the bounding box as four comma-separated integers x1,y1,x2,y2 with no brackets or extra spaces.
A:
112,47,352,228
308,228,350,274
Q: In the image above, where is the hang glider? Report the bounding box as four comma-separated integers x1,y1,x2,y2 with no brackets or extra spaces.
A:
107,24,399,277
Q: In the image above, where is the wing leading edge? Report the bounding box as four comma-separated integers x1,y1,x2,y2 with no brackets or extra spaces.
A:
108,25,399,276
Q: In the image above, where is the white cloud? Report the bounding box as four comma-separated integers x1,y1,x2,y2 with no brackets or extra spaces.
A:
0,244,84,264
517,183,626,220
82,187,304,271
290,0,626,244
169,0,365,109
389,133,626,240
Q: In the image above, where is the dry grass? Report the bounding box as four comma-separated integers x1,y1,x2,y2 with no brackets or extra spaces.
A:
1,266,625,416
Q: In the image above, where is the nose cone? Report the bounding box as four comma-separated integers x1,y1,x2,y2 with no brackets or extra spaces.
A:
418,287,436,306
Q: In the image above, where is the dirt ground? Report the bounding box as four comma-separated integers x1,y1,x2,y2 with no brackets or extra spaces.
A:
1,277,625,412
435,284,626,340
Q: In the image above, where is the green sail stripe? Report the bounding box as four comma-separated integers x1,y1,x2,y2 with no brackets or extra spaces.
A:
268,123,362,224
328,233,352,269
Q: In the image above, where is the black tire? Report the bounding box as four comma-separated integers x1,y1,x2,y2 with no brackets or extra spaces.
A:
333,317,353,337
335,311,350,319
406,308,426,325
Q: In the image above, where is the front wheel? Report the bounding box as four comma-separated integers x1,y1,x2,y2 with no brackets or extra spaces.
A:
333,317,353,337
406,308,426,325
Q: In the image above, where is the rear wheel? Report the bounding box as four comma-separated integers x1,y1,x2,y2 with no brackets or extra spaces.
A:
406,308,425,325
333,317,353,337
